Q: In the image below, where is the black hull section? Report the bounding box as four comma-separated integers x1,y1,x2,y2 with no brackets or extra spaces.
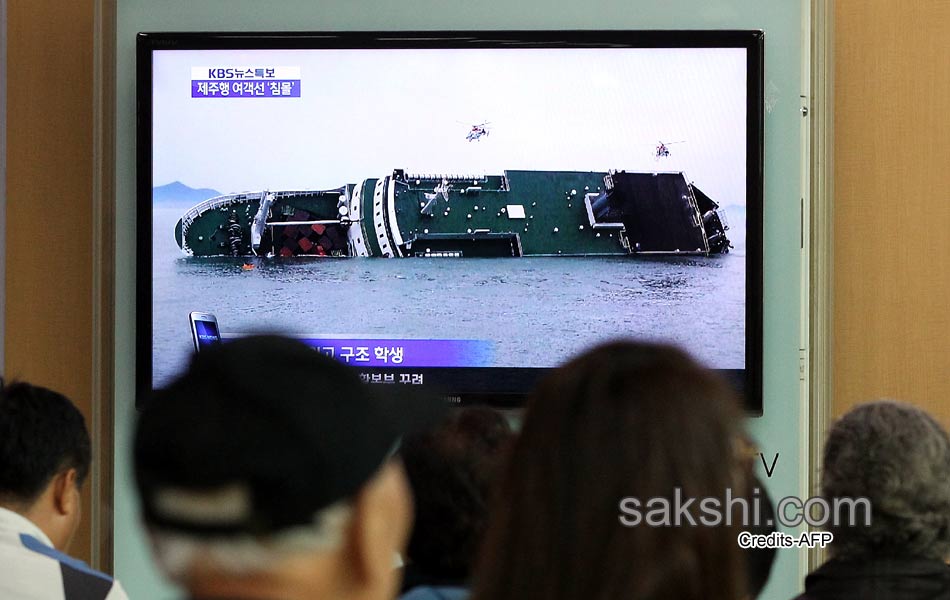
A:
405,232,523,258
588,172,730,254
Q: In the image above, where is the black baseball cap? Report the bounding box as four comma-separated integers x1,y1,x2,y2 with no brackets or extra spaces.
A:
134,335,447,537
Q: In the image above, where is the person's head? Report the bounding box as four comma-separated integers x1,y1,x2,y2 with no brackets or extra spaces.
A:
0,380,91,551
821,400,950,561
400,406,513,582
134,335,445,600
471,341,746,600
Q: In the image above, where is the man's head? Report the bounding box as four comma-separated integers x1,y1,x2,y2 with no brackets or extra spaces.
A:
822,400,950,561
0,381,91,550
135,335,444,600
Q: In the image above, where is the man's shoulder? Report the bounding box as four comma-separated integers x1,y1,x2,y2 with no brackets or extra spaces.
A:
58,558,129,600
5,533,128,600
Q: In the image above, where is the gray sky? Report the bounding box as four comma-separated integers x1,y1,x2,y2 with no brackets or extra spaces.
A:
153,46,747,207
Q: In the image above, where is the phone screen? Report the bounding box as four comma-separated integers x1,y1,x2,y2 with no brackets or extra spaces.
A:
193,319,221,351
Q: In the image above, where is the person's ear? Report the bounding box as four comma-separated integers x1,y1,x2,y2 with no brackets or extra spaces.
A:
52,468,79,517
347,463,411,585
348,478,390,584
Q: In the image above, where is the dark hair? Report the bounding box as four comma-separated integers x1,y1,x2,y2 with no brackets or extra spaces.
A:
401,406,513,580
821,400,950,561
471,341,745,600
0,381,91,505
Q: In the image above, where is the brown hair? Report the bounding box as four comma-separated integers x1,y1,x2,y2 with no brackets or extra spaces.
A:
401,406,513,580
470,341,746,600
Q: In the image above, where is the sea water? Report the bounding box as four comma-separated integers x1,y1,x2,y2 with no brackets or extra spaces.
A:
152,205,745,387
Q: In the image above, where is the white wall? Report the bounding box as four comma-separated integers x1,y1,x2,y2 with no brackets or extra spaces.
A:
115,2,806,598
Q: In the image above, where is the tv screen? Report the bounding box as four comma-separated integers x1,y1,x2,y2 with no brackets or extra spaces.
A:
137,30,764,411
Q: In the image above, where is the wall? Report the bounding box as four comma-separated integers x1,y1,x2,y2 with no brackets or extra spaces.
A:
833,1,950,422
114,2,806,598
0,0,6,369
5,0,96,563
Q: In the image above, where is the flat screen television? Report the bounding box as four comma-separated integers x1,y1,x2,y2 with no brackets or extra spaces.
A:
137,30,764,412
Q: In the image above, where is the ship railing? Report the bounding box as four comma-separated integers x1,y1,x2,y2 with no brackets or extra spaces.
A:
180,193,243,229
415,250,464,258
265,219,348,226
405,173,486,183
682,182,710,254
273,188,345,199
716,207,731,230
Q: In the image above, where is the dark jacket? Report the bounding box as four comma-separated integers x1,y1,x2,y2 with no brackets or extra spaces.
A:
793,557,950,600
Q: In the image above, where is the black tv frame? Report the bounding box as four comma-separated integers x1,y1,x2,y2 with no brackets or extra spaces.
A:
136,30,764,413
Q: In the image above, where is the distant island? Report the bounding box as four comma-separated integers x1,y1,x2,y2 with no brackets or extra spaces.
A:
153,181,222,205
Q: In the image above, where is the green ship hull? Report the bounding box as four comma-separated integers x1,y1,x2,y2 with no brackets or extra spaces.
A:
174,169,731,258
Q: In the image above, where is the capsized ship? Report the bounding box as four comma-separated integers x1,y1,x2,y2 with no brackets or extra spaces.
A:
174,169,731,258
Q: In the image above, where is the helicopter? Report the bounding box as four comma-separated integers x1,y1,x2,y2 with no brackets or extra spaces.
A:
464,121,491,142
655,140,685,160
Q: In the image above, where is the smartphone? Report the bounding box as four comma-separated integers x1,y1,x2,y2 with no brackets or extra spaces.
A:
189,312,221,352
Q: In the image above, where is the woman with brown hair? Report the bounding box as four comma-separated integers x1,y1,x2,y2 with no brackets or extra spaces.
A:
470,341,748,600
